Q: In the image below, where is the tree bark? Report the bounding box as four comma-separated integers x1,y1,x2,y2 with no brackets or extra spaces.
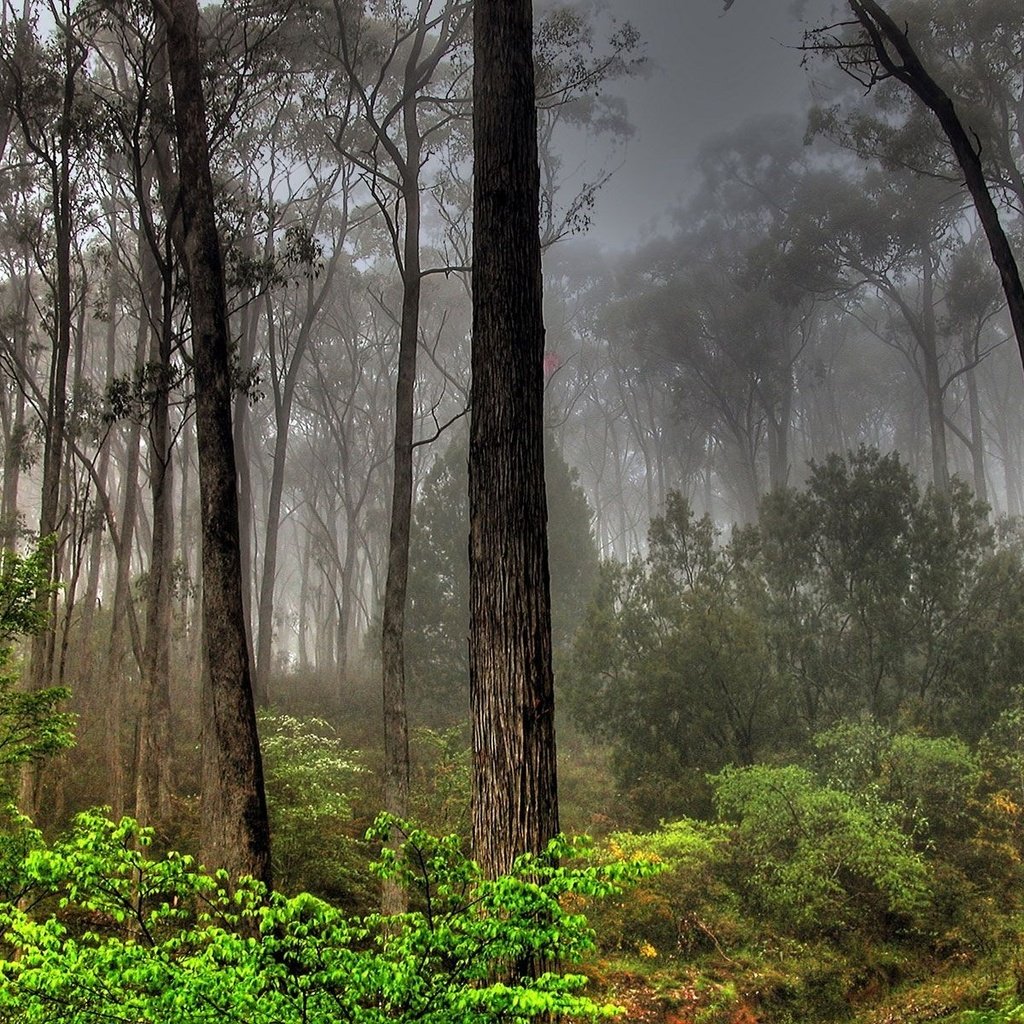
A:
379,140,420,916
469,0,559,881
156,0,271,885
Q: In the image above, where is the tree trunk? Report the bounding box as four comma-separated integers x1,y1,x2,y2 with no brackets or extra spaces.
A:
469,0,559,882
135,211,175,827
157,0,271,886
27,26,77,705
919,248,950,495
0,269,28,550
234,294,259,703
106,367,144,818
964,361,988,505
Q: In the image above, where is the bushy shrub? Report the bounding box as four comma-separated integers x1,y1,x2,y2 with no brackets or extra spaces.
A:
0,542,74,805
258,710,369,905
711,764,931,937
587,819,733,958
0,810,657,1024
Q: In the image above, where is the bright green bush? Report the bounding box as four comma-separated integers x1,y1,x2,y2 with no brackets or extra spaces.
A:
0,810,657,1024
0,542,74,805
711,764,931,937
588,819,733,958
258,710,368,903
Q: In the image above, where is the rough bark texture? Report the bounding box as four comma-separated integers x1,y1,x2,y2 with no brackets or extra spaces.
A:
469,0,559,881
158,0,271,885
850,0,1024,372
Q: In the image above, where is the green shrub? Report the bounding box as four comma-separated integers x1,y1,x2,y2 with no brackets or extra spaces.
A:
258,710,369,904
0,542,74,805
590,819,733,958
0,810,658,1024
711,764,931,937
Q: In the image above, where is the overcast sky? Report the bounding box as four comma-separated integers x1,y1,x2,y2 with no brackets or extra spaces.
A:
577,0,838,249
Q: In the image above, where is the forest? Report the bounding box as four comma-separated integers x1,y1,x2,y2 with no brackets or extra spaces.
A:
1,0,1024,1021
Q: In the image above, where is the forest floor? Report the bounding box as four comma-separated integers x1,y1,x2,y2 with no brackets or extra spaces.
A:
588,953,1011,1024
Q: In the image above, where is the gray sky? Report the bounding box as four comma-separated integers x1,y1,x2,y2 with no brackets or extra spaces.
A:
580,0,837,248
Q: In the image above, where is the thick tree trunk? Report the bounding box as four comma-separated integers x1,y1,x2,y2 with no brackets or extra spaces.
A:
469,0,559,881
158,0,271,885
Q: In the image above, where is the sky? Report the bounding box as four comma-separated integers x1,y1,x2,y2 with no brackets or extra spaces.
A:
577,0,838,249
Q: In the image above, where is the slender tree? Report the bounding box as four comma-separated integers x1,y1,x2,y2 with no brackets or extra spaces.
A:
153,0,271,885
469,0,558,880
802,0,1024,371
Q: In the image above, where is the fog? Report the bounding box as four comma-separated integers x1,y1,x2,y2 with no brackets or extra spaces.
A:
582,0,837,246
1,0,1023,935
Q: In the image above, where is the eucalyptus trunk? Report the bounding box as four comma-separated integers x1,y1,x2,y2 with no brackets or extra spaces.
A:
470,0,559,882
157,0,271,885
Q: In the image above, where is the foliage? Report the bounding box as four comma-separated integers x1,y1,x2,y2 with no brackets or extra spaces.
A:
751,447,998,734
812,722,984,847
562,492,792,814
711,764,931,938
257,711,367,903
708,761,933,937
0,542,74,804
586,819,733,959
564,449,1023,812
0,810,657,1024
407,726,471,838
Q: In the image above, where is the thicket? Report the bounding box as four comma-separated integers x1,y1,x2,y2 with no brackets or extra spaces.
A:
563,447,1024,821
0,544,657,1024
5,450,1024,1023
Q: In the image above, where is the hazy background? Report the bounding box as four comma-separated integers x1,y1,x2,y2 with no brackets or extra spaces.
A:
583,0,837,247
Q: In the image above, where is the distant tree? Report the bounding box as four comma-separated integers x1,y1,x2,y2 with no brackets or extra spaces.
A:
562,494,792,819
804,0,1024,369
325,0,470,896
566,448,1024,819
0,1,91,754
406,427,598,721
154,0,270,885
469,0,558,879
752,448,999,732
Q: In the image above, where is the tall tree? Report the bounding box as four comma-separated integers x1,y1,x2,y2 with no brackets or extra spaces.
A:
469,0,558,879
327,0,469,909
805,0,1024,371
154,0,270,885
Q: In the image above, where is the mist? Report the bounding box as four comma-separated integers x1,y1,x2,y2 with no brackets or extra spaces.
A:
1,0,1023,1018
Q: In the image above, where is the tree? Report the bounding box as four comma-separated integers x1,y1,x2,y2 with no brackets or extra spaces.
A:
154,0,270,885
0,0,92,762
805,0,1024,371
469,0,558,879
0,542,74,805
325,0,470,899
562,495,791,819
565,448,1022,820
